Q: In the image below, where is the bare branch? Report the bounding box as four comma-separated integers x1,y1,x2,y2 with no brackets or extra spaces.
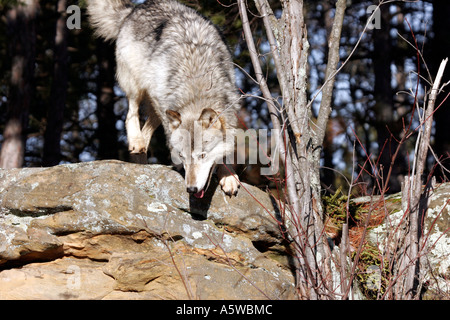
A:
314,0,347,151
254,0,286,92
404,57,447,299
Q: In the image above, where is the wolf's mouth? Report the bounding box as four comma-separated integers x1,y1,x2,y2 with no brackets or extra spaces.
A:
192,164,216,199
194,190,205,198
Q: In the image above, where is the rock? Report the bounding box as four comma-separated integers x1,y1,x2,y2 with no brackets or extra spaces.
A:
0,160,295,300
357,183,450,299
0,257,115,300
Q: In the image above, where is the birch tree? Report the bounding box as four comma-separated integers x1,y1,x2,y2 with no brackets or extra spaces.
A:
238,0,347,299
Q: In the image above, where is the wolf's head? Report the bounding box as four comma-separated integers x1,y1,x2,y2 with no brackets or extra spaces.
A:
166,108,234,198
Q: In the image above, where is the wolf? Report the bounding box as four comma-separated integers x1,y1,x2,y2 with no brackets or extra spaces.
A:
87,0,241,198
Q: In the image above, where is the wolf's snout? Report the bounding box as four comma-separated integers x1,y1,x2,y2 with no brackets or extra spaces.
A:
187,186,206,199
187,186,198,194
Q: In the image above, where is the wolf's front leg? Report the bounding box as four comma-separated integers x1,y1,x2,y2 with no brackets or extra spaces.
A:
126,98,147,154
217,164,240,197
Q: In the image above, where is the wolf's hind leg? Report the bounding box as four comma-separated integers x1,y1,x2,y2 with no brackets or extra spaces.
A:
217,164,240,197
141,99,161,150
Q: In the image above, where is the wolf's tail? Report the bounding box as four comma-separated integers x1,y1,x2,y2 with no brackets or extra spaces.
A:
87,0,133,41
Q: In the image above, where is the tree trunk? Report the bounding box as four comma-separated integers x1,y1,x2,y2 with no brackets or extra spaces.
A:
95,39,119,160
43,0,69,167
0,0,39,169
241,0,346,299
431,0,450,182
372,5,402,193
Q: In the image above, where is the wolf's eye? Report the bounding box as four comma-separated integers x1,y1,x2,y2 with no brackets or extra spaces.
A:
199,152,206,160
178,152,184,160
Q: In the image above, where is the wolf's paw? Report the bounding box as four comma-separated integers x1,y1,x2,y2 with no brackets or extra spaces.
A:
219,174,240,197
128,137,148,154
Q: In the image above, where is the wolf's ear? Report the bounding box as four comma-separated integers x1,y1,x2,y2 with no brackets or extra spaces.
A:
199,108,222,130
166,110,182,130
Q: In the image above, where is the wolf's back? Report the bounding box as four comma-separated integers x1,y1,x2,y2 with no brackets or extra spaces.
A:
87,0,133,41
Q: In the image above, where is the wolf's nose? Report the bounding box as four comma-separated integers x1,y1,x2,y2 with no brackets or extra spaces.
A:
187,186,198,194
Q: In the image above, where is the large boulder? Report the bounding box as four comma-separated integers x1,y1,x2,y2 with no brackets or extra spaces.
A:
0,160,295,299
355,182,450,299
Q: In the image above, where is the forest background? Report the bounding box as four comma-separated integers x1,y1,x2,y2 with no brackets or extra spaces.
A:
0,0,449,195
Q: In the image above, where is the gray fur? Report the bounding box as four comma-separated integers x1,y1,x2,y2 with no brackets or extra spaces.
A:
87,0,241,196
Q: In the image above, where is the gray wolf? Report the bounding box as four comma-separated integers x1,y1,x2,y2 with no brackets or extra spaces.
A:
87,0,240,197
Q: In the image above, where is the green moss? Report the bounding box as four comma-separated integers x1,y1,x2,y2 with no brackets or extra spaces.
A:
323,188,394,300
322,187,363,233
352,244,390,300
